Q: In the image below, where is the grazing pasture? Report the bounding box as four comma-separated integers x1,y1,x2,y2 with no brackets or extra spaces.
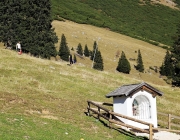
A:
0,20,179,139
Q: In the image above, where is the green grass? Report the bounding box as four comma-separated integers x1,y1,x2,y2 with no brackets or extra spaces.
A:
0,112,116,140
1,1,180,138
0,44,150,139
51,0,180,47
0,113,149,140
0,18,180,138
0,43,179,140
0,113,82,140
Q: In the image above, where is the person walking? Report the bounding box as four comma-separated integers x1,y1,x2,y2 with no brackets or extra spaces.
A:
69,54,73,65
16,41,21,52
16,41,22,54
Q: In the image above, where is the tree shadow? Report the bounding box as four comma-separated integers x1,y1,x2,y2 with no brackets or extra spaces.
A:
84,111,148,140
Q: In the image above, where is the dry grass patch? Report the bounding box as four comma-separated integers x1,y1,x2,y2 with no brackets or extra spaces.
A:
52,20,167,86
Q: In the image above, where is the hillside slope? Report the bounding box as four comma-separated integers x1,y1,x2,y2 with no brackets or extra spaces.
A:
0,43,149,140
0,20,180,139
52,20,167,86
51,0,180,46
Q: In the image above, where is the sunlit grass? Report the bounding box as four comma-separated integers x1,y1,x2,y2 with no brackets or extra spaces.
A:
52,20,168,86
0,43,149,139
0,20,180,139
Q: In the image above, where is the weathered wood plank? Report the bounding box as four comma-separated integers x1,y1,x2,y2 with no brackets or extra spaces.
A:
87,107,109,120
110,111,152,126
149,124,153,140
158,112,180,120
153,128,180,133
87,100,154,139
158,112,168,116
88,101,113,106
157,119,180,128
158,112,180,128
171,123,180,128
87,100,109,112
168,114,171,129
109,119,150,134
102,102,113,106
171,114,180,120
87,100,180,140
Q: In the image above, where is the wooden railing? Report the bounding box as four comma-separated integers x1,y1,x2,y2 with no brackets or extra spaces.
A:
156,112,180,133
87,100,154,140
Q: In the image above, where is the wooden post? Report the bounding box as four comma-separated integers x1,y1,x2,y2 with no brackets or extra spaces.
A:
149,124,153,140
98,107,100,120
88,102,90,116
168,114,171,130
109,112,112,129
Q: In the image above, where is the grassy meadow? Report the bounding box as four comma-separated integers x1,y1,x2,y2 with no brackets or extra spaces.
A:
52,20,167,86
0,20,180,139
0,43,146,140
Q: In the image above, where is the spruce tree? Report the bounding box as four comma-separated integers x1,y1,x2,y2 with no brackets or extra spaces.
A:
58,34,70,61
84,44,89,57
160,63,166,76
89,50,92,57
136,50,144,72
0,0,58,59
171,24,180,86
0,1,25,47
160,51,173,76
90,41,98,60
116,51,131,74
93,50,104,71
77,43,83,56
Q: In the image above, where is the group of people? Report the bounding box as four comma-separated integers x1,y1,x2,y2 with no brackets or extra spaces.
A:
4,40,12,49
4,41,22,55
5,42,78,63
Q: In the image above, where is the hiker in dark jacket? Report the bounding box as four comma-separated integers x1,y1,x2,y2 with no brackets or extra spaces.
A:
69,54,73,65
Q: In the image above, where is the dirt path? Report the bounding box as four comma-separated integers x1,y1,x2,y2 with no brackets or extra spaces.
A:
136,131,180,140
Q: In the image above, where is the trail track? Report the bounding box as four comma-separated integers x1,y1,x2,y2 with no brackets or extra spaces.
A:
136,130,180,140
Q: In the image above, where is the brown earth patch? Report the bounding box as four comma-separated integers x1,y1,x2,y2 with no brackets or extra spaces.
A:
140,0,178,9
25,109,58,120
41,115,58,120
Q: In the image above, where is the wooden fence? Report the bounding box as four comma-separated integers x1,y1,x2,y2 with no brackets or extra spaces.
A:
156,112,180,133
87,100,154,140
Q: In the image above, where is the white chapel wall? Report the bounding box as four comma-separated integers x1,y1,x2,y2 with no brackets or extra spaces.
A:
113,90,158,129
113,96,128,124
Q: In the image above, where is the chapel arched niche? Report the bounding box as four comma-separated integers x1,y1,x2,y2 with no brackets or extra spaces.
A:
132,95,151,119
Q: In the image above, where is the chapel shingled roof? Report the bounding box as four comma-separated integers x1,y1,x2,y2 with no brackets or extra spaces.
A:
106,82,163,98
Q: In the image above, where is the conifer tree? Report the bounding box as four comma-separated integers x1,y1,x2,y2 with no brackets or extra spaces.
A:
160,63,165,76
89,50,92,57
77,43,83,56
0,1,23,46
90,41,98,60
116,51,131,74
0,0,58,59
160,51,173,76
171,24,180,86
84,44,89,57
136,50,144,72
58,34,70,61
93,50,104,71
